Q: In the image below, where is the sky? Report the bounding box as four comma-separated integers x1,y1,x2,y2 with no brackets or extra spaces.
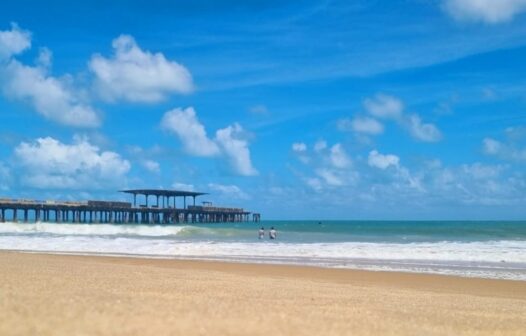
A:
1,0,526,220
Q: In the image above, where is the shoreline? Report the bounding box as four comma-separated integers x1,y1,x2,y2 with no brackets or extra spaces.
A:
12,250,526,290
3,247,526,282
1,251,526,335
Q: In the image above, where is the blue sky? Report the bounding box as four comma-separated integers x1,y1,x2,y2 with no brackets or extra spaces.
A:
1,0,526,219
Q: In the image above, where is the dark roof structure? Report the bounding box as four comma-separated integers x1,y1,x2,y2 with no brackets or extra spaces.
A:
120,189,207,197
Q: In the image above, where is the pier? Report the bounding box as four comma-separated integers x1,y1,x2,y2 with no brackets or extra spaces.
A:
0,189,260,224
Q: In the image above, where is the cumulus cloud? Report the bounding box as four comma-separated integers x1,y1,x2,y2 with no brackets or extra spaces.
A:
314,140,327,152
0,23,31,60
215,123,258,176
359,93,441,142
292,140,357,191
208,183,249,199
461,163,504,179
161,107,257,176
305,177,323,191
0,25,100,128
2,58,101,127
315,168,345,186
142,159,160,173
161,107,220,157
337,117,384,135
292,142,310,164
90,35,194,103
482,137,526,161
329,143,352,169
368,150,400,170
363,94,404,119
423,161,522,206
290,142,525,211
482,137,502,155
442,0,526,24
350,116,384,135
405,114,442,142
14,137,130,189
292,142,307,152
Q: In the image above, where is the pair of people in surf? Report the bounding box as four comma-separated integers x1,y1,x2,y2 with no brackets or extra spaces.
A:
258,227,277,240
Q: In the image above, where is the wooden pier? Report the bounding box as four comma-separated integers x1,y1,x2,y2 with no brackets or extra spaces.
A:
0,189,260,224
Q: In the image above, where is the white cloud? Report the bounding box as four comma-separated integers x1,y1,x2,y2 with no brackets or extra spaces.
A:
142,159,160,173
305,177,323,191
329,143,352,169
161,107,220,157
161,107,257,176
215,123,258,176
314,140,327,152
292,142,307,152
14,137,130,189
360,93,442,142
442,0,526,24
363,94,403,119
172,182,195,191
315,168,344,186
0,30,100,128
368,150,400,170
405,114,442,142
89,35,194,103
208,183,249,199
482,137,502,155
462,163,504,179
36,47,52,68
0,23,31,60
482,136,526,161
3,60,101,128
292,141,358,191
423,161,524,206
349,116,384,135
292,142,310,164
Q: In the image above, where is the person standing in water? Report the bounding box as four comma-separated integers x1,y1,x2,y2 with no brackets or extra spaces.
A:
258,227,265,239
269,227,277,240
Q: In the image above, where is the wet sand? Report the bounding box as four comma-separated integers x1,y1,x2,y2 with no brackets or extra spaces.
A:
0,251,525,335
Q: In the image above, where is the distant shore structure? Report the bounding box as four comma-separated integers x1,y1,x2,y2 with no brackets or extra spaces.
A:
0,189,261,224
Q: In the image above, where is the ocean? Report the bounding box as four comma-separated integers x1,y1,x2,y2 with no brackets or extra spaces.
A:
1,220,525,280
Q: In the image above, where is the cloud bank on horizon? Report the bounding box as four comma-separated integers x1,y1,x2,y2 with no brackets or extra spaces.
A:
0,0,525,219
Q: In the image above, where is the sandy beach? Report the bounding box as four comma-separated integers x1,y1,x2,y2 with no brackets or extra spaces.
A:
0,251,525,335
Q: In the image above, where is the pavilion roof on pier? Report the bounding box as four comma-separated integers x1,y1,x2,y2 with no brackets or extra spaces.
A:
120,189,207,198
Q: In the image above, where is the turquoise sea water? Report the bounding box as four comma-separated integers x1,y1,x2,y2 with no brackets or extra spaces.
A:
1,220,525,280
177,220,526,243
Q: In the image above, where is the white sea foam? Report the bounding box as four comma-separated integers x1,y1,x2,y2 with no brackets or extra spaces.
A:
1,222,526,280
1,234,526,280
0,221,185,237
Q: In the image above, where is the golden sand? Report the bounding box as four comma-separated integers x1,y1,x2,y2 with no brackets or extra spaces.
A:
0,251,525,335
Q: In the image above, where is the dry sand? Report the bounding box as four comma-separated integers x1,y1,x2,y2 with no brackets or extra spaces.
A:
0,251,525,336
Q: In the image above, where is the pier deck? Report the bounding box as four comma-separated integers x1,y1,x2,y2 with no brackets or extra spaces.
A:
0,189,260,224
